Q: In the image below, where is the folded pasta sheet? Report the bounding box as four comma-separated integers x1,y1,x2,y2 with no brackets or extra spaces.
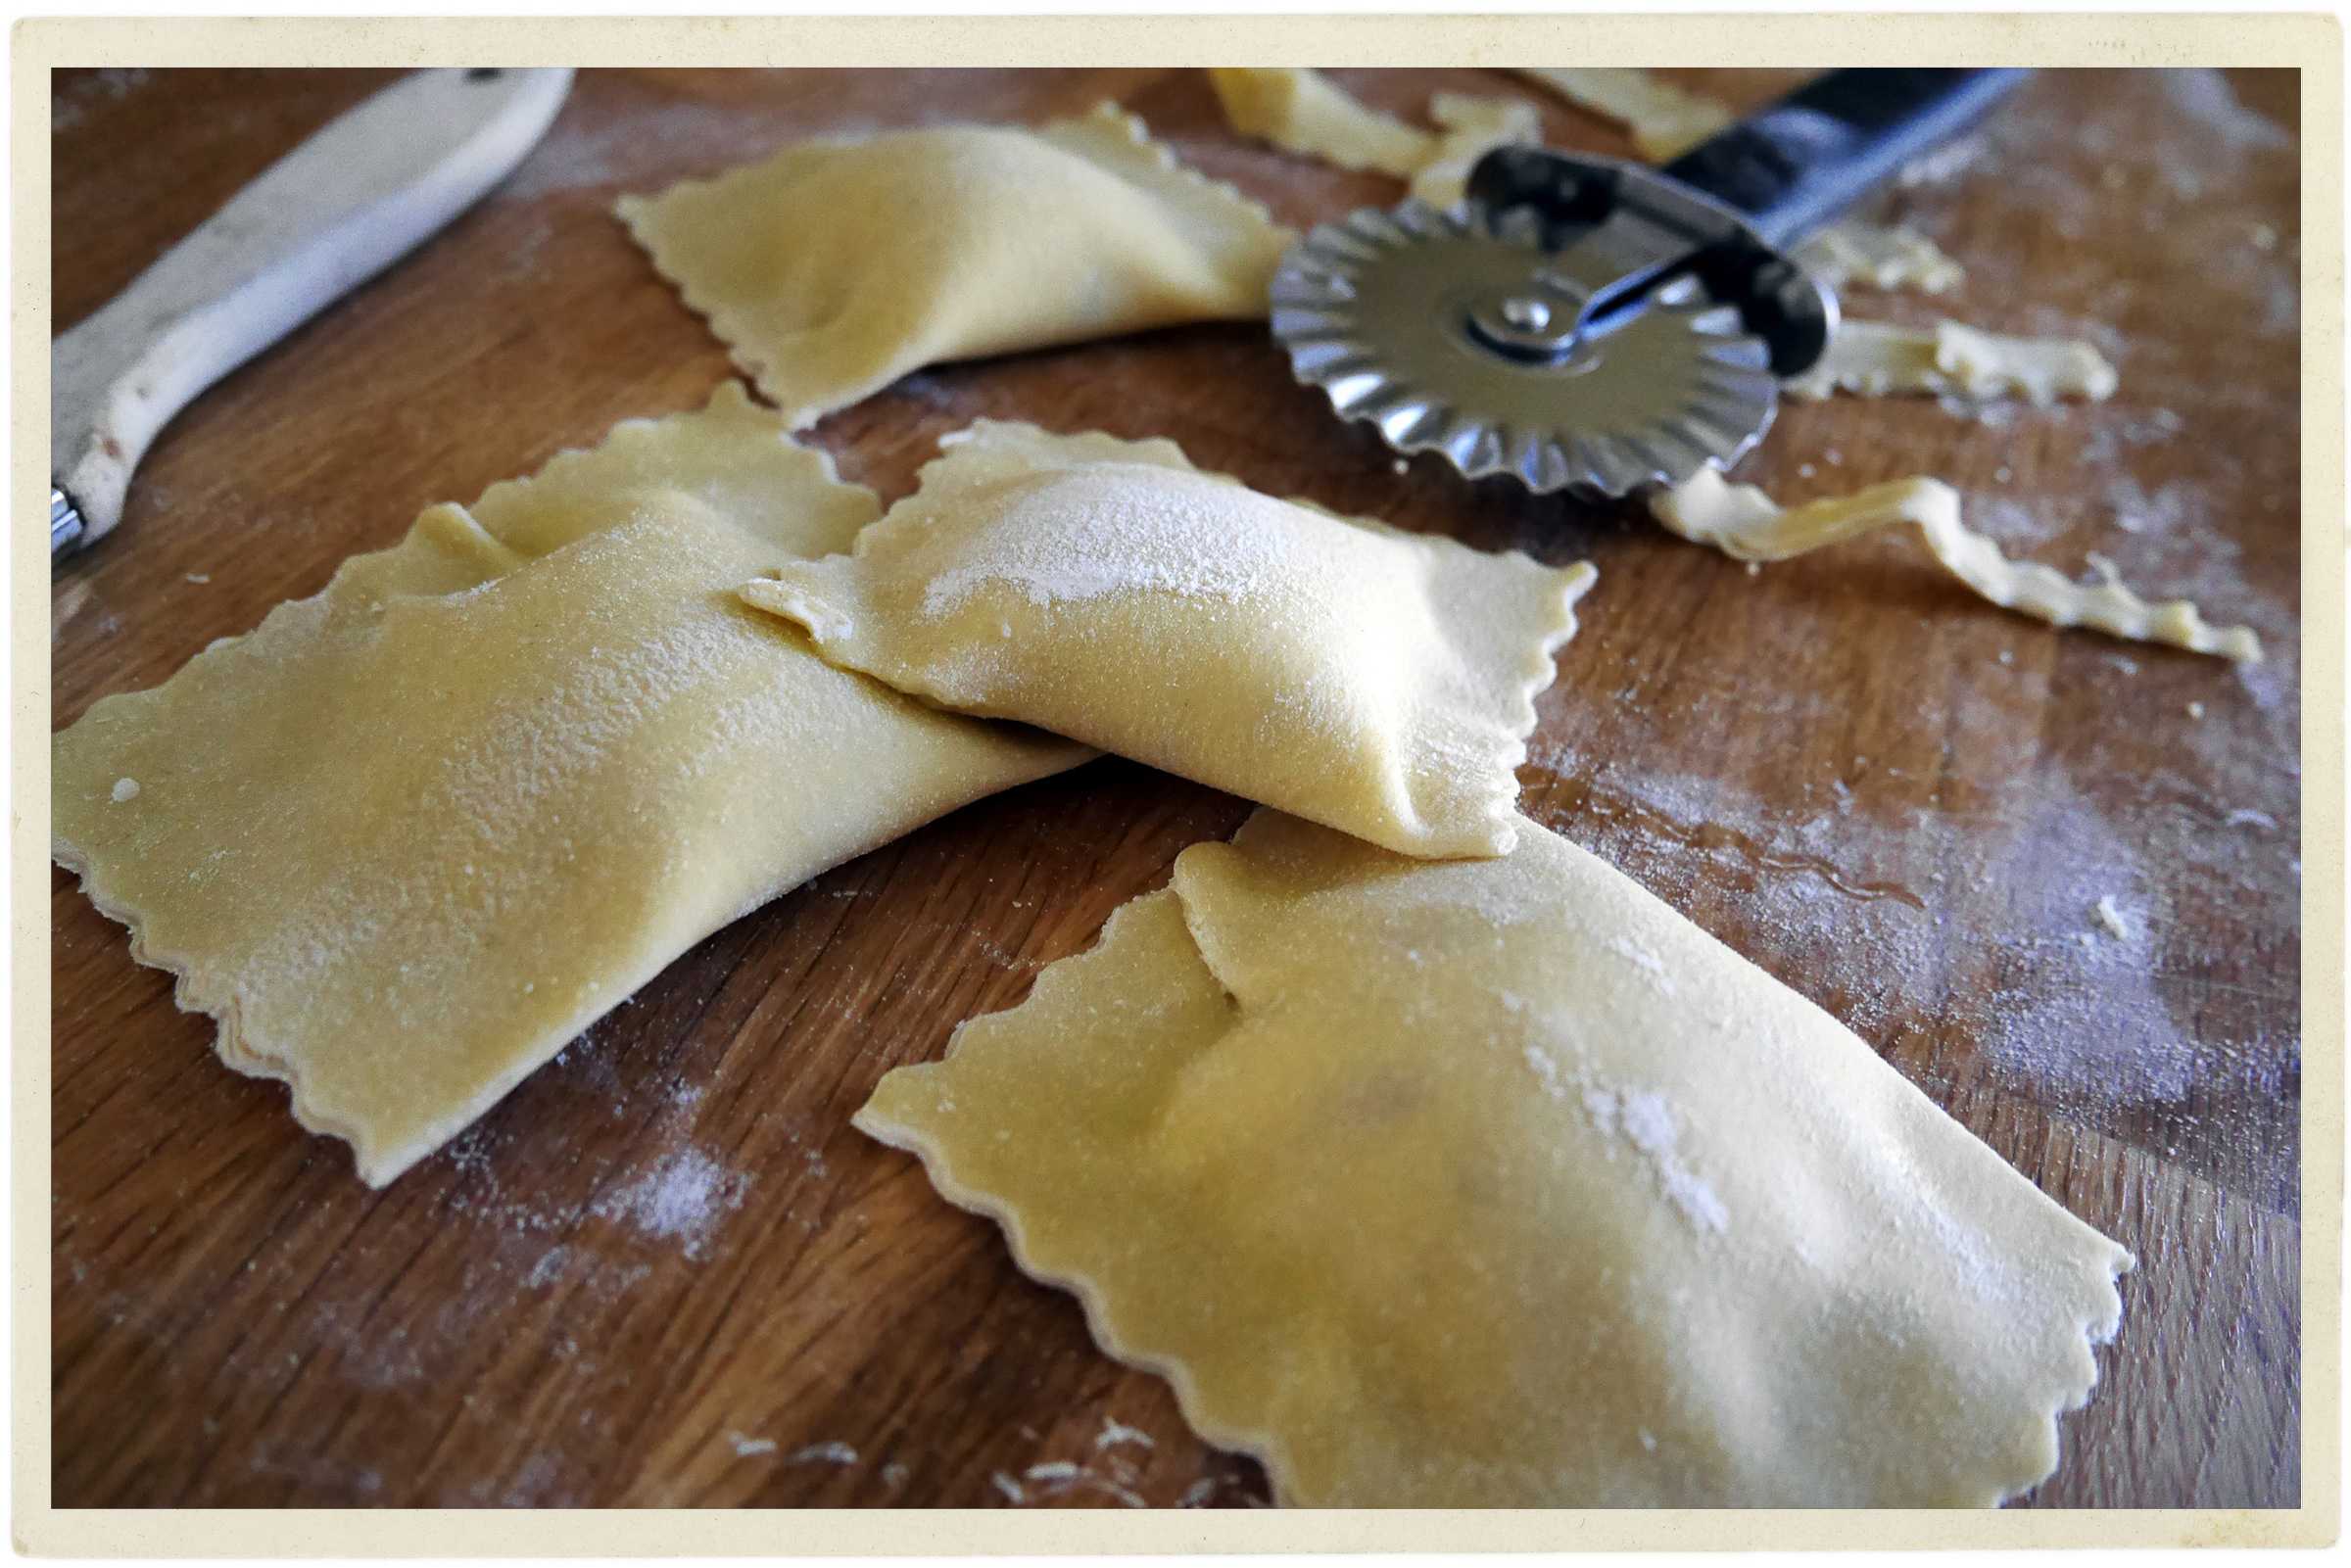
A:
617,105,1294,430
858,809,2132,1507
52,385,1089,1186
739,422,1596,859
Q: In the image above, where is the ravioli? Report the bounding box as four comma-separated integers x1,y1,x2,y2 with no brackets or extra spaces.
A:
739,421,1596,859
51,385,1089,1186
616,105,1294,430
858,809,2132,1507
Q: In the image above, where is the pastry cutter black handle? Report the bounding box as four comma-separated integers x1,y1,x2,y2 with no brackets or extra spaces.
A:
1467,68,2028,376
1662,68,2029,250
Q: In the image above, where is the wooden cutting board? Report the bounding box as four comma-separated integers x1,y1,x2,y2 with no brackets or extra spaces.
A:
48,66,2302,1510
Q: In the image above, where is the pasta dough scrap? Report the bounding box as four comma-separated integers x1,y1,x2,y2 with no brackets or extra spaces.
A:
858,808,2131,1507
1207,67,1435,177
1791,220,1965,294
739,421,1596,859
616,105,1293,430
51,384,1089,1186
1407,92,1546,209
1206,70,1541,209
1655,465,2263,661
1512,67,1731,162
1785,319,2118,404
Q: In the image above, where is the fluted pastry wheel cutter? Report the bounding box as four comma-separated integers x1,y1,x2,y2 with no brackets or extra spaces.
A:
1271,69,2026,497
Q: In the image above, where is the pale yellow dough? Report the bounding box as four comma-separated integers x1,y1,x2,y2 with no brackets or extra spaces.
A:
1208,67,1434,178
1407,93,1546,209
615,105,1293,430
739,422,1596,859
1512,68,1731,162
1785,319,2118,404
1655,466,2263,661
1206,69,1541,209
1791,220,1965,294
857,809,2132,1506
51,385,1088,1186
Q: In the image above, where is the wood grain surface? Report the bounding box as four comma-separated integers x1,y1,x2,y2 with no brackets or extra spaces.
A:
48,66,2303,1510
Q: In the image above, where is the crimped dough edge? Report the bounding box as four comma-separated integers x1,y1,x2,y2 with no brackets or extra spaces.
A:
52,824,626,1187
856,834,2135,1507
47,391,886,1189
614,104,1289,431
848,896,1311,1505
780,417,1597,858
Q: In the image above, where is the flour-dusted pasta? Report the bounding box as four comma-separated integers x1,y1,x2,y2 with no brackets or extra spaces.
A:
858,808,2132,1507
617,105,1294,430
51,385,1089,1186
740,422,1596,858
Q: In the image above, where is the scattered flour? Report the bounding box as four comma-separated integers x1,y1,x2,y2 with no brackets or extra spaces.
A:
1605,933,1677,994
590,1146,750,1259
2159,69,2293,153
792,1442,858,1465
728,1433,777,1458
1019,1460,1147,1508
1523,1044,1728,1234
1097,1419,1156,1450
50,67,150,132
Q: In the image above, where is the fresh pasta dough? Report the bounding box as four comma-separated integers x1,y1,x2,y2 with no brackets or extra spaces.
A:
616,105,1294,430
1784,319,2118,403
1791,220,1965,294
1208,67,1435,178
738,421,1596,858
51,384,1089,1186
1206,69,1540,209
1407,92,1545,209
858,808,2132,1507
1655,465,2263,661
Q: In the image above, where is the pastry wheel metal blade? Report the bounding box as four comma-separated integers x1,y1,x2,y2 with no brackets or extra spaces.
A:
1271,69,2032,500
1272,198,1778,498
